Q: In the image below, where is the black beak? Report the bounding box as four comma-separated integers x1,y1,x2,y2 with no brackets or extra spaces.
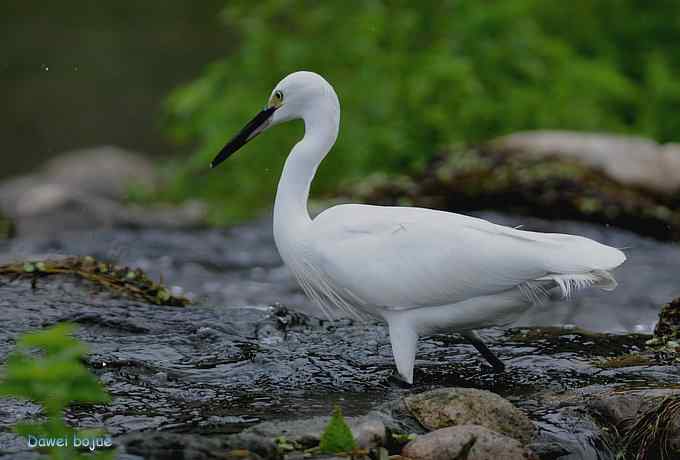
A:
210,106,277,168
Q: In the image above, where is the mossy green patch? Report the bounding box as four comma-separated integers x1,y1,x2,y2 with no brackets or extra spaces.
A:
596,353,654,369
347,146,680,241
509,326,599,342
648,298,680,363
0,256,190,307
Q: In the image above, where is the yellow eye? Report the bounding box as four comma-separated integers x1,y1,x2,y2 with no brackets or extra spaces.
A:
274,90,284,102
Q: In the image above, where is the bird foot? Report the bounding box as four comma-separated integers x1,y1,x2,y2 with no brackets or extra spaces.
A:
388,370,413,387
479,361,506,375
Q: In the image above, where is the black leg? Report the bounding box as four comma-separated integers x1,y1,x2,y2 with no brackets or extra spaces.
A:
388,370,413,387
461,331,505,372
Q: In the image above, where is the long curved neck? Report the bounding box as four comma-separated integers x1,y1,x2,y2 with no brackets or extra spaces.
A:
273,109,339,241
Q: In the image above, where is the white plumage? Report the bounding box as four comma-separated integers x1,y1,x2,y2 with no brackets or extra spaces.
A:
212,71,626,383
310,204,623,311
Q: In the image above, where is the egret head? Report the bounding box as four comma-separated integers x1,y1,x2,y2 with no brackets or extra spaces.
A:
210,71,339,168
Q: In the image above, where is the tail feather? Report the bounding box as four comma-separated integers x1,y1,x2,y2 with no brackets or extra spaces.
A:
591,269,618,291
539,234,627,274
536,269,618,299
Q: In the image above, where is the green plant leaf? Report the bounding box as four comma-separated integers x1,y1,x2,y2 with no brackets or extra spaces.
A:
154,0,680,222
318,405,357,454
0,324,114,459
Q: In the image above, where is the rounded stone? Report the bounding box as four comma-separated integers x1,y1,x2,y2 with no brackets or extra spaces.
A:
404,388,535,445
402,424,537,460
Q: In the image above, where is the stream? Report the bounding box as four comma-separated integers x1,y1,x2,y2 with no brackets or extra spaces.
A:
1,211,679,459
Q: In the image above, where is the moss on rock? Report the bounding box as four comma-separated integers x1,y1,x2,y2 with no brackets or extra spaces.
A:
346,145,680,241
654,298,680,340
648,298,680,362
0,256,189,306
596,353,654,369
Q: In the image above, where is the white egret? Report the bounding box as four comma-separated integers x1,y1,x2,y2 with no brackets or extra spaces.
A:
211,71,626,384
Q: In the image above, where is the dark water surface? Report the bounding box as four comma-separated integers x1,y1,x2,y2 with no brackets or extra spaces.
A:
0,212,679,459
4,211,676,333
0,1,231,179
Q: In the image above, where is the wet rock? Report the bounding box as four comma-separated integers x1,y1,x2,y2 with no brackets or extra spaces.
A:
4,182,122,235
588,388,680,426
368,399,429,439
640,297,680,368
402,425,536,460
489,131,680,195
0,146,207,236
0,146,155,211
244,414,385,449
348,144,680,241
1,215,680,459
588,388,680,458
1,184,206,236
595,352,654,369
3,213,674,332
404,388,534,445
115,200,208,230
649,297,680,362
353,417,387,449
0,256,190,307
245,418,329,449
119,432,264,460
223,432,278,459
654,297,680,339
42,146,157,199
518,385,680,460
525,398,616,460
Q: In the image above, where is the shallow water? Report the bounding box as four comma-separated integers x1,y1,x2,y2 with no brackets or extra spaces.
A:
1,212,679,459
3,211,677,333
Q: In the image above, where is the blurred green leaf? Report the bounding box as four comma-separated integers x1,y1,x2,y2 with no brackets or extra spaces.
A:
0,324,113,459
161,0,680,222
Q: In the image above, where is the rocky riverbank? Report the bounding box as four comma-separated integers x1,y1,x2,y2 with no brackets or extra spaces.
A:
1,139,679,459
347,132,680,242
1,214,679,459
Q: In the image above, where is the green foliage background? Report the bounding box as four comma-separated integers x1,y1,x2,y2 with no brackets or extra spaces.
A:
161,0,680,223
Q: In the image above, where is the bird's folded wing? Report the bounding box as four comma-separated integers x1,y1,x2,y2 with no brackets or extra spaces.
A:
310,205,624,310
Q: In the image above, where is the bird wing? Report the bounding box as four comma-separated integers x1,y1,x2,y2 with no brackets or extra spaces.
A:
308,204,625,310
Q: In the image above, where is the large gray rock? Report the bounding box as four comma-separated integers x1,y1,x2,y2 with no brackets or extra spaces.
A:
2,215,680,459
489,131,680,195
588,388,680,426
588,388,680,454
0,146,157,209
42,146,158,199
244,414,386,449
0,146,206,235
404,388,535,445
652,297,680,359
402,425,537,460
